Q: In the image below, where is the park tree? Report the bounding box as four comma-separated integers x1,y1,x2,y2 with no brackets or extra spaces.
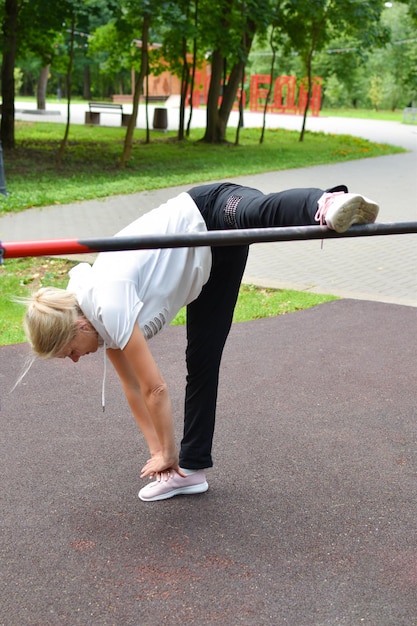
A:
0,0,116,149
313,36,370,108
157,0,201,141
377,2,417,108
0,0,20,149
86,0,147,99
152,0,273,144
1,0,415,157
76,0,119,99
88,0,162,166
57,0,119,165
199,0,272,143
259,2,283,144
281,0,389,140
88,0,274,146
120,0,153,166
57,3,80,166
403,0,417,22
313,1,417,109
0,0,75,149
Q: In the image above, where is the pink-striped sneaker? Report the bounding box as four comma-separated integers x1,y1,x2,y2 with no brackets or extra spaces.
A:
315,192,379,233
138,470,208,502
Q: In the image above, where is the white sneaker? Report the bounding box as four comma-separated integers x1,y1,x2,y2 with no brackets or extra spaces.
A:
315,192,380,233
138,470,208,502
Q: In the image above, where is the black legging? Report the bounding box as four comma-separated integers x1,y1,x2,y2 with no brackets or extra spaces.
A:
179,182,347,469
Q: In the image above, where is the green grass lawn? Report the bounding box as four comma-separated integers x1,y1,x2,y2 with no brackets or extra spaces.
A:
319,107,408,122
0,258,337,346
0,121,404,215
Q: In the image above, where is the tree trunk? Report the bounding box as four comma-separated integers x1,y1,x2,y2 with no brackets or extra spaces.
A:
83,64,91,100
201,49,224,143
202,19,256,144
37,65,50,110
186,0,199,137
219,59,244,136
186,38,197,137
178,37,189,141
120,14,150,168
299,17,322,144
57,16,75,166
234,64,245,146
145,71,150,144
299,49,313,142
260,26,277,144
1,0,19,150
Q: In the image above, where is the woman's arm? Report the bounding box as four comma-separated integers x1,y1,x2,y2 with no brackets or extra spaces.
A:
107,325,180,476
106,347,162,459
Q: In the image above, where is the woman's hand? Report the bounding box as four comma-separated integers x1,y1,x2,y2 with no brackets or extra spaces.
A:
140,453,186,479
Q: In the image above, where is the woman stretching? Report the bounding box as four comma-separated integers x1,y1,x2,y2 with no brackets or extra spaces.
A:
21,182,379,501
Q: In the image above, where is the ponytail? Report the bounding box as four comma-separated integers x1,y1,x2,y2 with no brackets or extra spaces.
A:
21,287,80,358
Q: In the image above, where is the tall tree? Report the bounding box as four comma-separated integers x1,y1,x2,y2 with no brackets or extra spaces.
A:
260,1,282,144
36,65,50,110
0,0,73,148
88,0,161,165
282,0,389,140
157,0,201,141
200,0,272,143
375,2,417,108
120,8,151,167
1,0,20,149
56,12,76,166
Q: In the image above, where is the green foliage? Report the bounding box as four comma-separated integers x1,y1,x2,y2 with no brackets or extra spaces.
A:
0,258,337,346
249,2,417,111
5,0,416,130
14,68,23,95
322,74,350,108
368,75,384,110
15,0,74,63
0,121,404,214
0,258,77,345
87,13,143,74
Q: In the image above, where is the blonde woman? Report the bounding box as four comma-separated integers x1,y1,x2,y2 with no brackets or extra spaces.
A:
22,182,379,502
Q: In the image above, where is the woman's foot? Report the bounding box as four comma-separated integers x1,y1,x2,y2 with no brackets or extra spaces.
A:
138,469,208,502
315,192,380,233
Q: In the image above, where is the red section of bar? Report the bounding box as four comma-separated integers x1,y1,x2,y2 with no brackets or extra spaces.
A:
1,239,94,258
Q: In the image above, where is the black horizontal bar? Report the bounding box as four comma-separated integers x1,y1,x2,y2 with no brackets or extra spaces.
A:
77,221,417,252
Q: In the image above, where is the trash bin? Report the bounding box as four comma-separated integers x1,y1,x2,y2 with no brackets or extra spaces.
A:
153,108,168,130
122,113,133,127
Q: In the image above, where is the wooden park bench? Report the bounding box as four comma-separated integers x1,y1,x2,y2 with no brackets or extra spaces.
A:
85,102,132,126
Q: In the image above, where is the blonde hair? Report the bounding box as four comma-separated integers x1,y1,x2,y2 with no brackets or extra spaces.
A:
22,287,81,358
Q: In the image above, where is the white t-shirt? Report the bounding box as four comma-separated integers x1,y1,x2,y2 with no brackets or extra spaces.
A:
67,192,212,349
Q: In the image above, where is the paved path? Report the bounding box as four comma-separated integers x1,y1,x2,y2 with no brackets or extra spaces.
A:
1,105,416,306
